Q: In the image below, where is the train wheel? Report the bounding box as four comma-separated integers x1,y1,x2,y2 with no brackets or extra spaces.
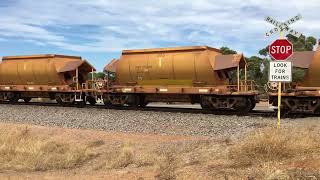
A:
200,96,214,111
76,100,86,108
23,97,32,103
55,93,74,106
235,98,252,115
139,101,149,108
200,102,211,111
8,93,19,104
127,95,140,108
87,96,96,105
249,98,256,111
273,108,289,117
56,95,63,105
9,97,19,104
103,95,113,108
138,95,148,108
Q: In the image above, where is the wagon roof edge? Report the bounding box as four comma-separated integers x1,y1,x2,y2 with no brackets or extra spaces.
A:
2,54,82,60
122,46,220,54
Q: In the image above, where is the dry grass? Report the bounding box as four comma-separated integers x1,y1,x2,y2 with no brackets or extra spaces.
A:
100,141,210,179
229,127,320,166
108,143,135,169
1,124,320,179
0,127,93,171
103,142,158,169
155,150,177,180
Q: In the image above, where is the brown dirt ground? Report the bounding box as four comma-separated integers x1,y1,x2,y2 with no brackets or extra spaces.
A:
0,122,319,180
0,123,213,180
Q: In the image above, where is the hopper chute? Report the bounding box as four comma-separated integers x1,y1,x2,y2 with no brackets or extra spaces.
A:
212,54,246,71
211,53,251,91
104,59,119,73
286,51,314,69
56,60,96,73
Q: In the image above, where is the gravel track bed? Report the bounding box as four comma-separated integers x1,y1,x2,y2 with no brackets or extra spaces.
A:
0,104,318,138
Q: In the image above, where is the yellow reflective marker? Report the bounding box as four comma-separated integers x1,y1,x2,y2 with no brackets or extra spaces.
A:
277,31,284,129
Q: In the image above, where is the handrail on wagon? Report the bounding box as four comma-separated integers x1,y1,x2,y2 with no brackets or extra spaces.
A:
227,80,257,92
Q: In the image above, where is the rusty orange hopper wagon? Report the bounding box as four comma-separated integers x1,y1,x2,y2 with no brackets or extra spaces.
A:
0,54,96,105
104,46,258,113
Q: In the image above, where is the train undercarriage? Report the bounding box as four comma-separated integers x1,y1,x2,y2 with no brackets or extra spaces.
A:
103,93,257,114
0,91,99,107
0,91,257,115
269,95,320,114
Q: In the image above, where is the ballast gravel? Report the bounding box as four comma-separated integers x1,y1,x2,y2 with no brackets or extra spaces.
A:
0,104,318,138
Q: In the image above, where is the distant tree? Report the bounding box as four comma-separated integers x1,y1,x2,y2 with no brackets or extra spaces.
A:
245,56,270,91
88,72,105,80
246,56,264,79
220,46,237,55
259,46,269,56
287,34,316,51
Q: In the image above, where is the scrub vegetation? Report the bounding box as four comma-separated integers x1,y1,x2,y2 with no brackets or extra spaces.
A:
0,124,319,179
0,127,94,171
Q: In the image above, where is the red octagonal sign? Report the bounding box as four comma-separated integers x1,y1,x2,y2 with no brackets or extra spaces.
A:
269,39,293,60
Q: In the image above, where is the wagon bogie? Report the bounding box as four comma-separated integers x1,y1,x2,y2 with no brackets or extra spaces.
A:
269,95,320,114
200,95,255,113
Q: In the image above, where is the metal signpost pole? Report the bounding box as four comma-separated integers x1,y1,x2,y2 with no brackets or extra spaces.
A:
277,31,284,129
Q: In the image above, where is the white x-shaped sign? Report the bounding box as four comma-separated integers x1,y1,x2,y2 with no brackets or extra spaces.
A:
265,14,302,38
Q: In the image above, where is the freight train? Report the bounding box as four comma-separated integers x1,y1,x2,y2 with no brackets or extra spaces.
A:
0,45,319,115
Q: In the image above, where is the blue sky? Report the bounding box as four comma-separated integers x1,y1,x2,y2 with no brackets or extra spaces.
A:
0,0,319,71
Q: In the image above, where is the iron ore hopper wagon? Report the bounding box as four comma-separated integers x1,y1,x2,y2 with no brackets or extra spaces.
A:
104,46,258,113
269,46,320,114
0,54,97,106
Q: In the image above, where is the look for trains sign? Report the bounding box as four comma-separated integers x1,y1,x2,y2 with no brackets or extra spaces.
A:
269,61,292,82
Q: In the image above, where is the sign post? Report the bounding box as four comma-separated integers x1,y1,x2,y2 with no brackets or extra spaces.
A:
265,14,301,128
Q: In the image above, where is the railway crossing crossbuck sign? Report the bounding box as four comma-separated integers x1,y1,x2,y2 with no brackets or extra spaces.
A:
265,14,302,38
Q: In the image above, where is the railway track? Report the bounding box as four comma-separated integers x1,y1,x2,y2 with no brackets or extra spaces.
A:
0,101,277,117
0,100,318,138
2,101,317,118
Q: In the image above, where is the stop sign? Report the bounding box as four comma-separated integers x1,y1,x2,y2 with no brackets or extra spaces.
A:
269,39,293,60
